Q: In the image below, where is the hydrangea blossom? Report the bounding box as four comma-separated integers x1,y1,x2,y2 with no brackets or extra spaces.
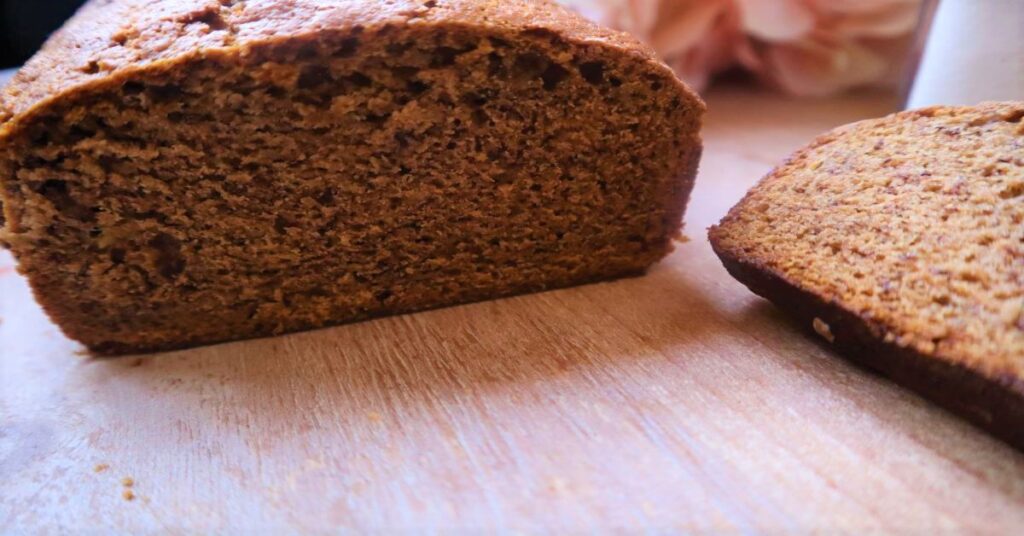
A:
560,0,923,95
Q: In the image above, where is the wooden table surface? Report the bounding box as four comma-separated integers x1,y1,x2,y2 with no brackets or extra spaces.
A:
2,87,1023,533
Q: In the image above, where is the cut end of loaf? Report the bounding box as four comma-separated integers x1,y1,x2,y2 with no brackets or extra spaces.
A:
709,101,1024,448
711,102,1024,372
0,21,702,354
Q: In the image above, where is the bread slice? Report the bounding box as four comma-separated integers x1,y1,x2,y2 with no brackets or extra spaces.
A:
710,102,1024,449
0,0,704,355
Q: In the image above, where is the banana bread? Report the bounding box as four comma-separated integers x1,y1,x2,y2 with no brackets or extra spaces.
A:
710,102,1024,449
0,0,704,354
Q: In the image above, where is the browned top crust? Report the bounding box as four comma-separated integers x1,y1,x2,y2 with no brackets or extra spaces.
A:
0,0,686,132
711,102,1024,381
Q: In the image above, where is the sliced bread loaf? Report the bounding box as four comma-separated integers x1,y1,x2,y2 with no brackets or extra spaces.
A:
710,102,1024,449
0,0,703,354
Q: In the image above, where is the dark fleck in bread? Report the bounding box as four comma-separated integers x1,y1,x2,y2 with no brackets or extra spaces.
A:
0,0,704,355
710,102,1024,450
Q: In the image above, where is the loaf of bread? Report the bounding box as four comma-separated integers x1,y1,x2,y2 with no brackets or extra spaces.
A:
710,102,1024,449
0,0,703,354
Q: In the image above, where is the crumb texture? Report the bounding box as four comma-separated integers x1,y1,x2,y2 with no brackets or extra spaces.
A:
0,0,703,354
712,102,1024,378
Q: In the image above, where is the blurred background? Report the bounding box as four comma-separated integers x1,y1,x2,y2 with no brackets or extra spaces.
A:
0,0,86,68
562,0,926,97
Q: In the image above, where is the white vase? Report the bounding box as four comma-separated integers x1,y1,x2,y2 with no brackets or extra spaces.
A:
907,0,1024,107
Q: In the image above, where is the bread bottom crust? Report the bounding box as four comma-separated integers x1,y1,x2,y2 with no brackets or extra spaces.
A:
712,242,1024,452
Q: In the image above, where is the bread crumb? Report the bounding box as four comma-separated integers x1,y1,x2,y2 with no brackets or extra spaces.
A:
122,477,134,487
813,317,835,343
94,463,109,473
122,489,135,501
367,411,382,423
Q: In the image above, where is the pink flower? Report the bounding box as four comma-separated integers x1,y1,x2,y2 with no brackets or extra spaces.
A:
559,0,740,90
561,0,922,96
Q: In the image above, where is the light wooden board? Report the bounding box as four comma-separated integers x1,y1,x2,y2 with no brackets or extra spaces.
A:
2,87,1023,532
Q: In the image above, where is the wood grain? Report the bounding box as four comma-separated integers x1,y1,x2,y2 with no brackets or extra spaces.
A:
2,86,1023,532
